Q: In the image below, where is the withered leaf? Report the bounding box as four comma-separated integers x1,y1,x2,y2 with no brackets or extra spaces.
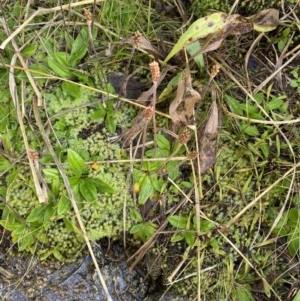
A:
246,9,279,32
169,68,201,125
164,9,279,63
197,100,219,175
122,31,163,59
108,72,147,99
121,105,154,147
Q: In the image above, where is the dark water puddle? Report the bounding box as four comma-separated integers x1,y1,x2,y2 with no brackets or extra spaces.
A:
0,240,187,301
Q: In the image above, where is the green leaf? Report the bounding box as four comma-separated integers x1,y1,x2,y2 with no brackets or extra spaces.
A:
234,286,255,301
266,97,284,111
52,249,64,261
292,289,300,301
158,72,183,103
0,156,11,172
129,208,143,223
184,231,195,246
164,12,231,63
73,70,93,86
167,161,179,180
21,44,38,58
47,52,72,78
44,203,56,223
198,219,215,232
67,149,88,176
210,237,219,249
71,28,89,55
26,205,46,222
225,94,243,116
242,175,253,195
290,80,299,88
279,100,289,113
80,178,98,201
143,222,157,240
63,217,82,236
139,176,154,204
259,141,269,158
241,123,259,136
19,231,35,251
278,39,286,52
90,108,107,120
11,224,26,236
0,220,20,231
288,229,300,256
249,112,264,120
186,41,205,71
168,215,188,229
288,208,299,223
40,249,54,261
157,134,170,150
131,222,157,242
170,232,185,243
151,176,164,192
62,82,81,99
239,102,258,114
69,44,88,67
57,195,72,215
69,176,82,201
91,178,116,194
40,37,54,54
130,223,144,234
253,92,264,104
51,175,60,198
43,168,59,178
105,109,117,134
0,107,9,131
64,32,74,51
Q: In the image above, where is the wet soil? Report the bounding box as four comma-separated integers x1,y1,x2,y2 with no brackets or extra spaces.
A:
0,228,187,301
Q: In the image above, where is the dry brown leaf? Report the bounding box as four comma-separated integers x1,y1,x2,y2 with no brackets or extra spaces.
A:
169,68,201,125
198,100,219,175
108,72,148,99
122,31,163,59
246,9,279,32
121,105,154,147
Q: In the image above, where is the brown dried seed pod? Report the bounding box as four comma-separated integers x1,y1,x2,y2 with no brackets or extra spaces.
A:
28,150,39,161
178,128,191,144
211,64,220,78
149,61,160,82
83,8,92,24
134,31,142,47
187,151,198,160
144,105,154,121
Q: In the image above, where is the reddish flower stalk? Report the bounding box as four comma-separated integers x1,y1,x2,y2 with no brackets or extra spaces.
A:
149,61,160,149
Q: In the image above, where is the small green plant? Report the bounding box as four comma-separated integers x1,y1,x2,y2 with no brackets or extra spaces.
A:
129,208,158,242
290,67,300,93
273,27,291,52
134,134,184,205
168,213,215,247
90,98,118,134
272,200,300,257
